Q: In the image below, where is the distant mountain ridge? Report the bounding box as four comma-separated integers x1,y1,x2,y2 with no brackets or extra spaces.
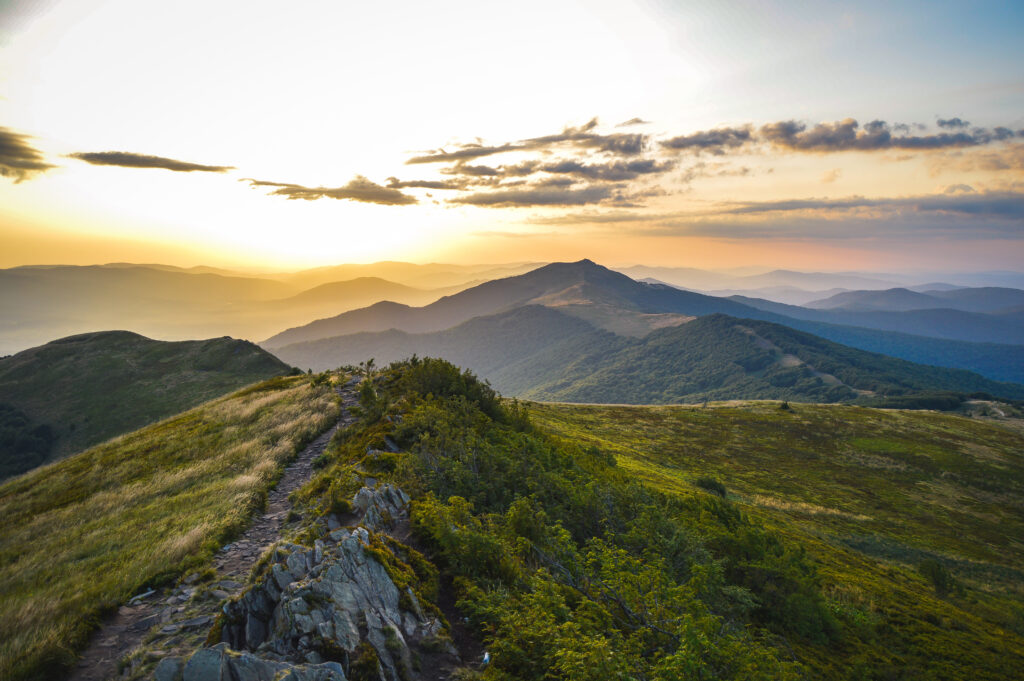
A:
0,331,292,480
273,304,1024,405
0,264,492,354
267,259,1024,387
729,294,1024,344
806,286,1024,313
262,259,781,348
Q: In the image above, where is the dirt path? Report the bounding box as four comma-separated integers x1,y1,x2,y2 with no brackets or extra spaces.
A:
67,379,360,681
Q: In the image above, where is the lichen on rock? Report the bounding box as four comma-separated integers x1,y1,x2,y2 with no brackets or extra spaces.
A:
172,484,454,681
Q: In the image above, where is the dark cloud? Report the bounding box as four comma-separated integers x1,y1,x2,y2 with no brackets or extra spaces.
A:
536,158,674,181
521,119,647,155
441,163,502,177
408,118,647,166
435,157,671,184
760,118,1020,152
450,184,615,207
660,126,752,154
0,127,55,181
69,151,233,172
244,175,416,205
937,117,970,129
617,117,650,127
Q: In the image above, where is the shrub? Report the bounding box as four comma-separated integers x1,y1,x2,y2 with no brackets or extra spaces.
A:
919,559,960,596
695,476,727,498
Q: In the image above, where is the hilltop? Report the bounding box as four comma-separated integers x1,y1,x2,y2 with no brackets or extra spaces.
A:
0,331,293,479
261,259,764,349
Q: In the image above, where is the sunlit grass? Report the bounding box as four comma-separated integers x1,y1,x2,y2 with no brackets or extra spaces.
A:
527,400,1024,678
0,375,340,681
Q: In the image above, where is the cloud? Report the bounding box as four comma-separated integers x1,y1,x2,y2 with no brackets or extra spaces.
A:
520,119,647,155
441,162,502,177
385,177,468,190
244,175,416,205
530,190,1024,238
535,158,674,181
677,161,755,185
68,151,233,172
434,156,672,184
450,184,615,207
937,117,970,129
406,143,522,165
616,117,650,127
660,126,753,154
408,118,647,166
760,118,1020,152
822,168,842,183
0,127,55,181
936,143,1024,174
713,191,1024,219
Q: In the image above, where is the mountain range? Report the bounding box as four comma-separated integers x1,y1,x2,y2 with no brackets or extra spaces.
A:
266,260,1024,402
0,263,520,354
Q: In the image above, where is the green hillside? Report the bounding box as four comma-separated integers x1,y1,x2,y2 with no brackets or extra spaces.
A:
522,313,1024,403
3,359,1022,680
276,308,1024,405
0,374,340,681
299,360,1024,679
0,331,294,480
527,398,1024,678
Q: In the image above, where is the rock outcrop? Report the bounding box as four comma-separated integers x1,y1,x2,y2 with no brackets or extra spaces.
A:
160,484,454,681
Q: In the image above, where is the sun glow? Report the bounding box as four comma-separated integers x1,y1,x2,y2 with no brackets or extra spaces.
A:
0,0,1021,269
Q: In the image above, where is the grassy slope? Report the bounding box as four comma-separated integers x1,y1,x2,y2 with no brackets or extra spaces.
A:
0,331,293,474
0,375,340,681
528,401,1024,679
521,314,1024,404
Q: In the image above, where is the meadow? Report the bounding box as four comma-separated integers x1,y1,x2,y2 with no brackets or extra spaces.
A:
0,375,339,681
528,400,1024,678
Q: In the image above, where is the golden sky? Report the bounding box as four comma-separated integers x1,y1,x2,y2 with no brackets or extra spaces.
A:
1,0,1022,271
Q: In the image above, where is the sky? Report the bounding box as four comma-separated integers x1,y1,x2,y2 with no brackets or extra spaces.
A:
0,0,1022,271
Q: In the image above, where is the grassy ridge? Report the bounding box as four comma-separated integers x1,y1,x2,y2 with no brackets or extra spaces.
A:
0,331,294,479
519,314,1024,404
0,375,340,681
528,401,1024,678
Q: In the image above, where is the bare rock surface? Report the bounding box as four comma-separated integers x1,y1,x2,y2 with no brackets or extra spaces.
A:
172,482,458,681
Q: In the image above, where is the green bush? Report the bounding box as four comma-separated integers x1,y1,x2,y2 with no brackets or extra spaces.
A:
919,559,960,596
695,476,727,498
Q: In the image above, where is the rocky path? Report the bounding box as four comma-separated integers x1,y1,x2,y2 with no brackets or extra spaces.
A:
67,379,360,681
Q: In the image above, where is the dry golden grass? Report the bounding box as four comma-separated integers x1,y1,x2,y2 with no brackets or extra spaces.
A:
0,375,340,681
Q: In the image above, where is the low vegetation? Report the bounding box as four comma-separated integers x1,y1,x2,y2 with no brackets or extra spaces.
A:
529,399,1024,678
0,375,339,681
5,354,1021,680
0,404,55,480
296,358,1024,679
520,314,1024,404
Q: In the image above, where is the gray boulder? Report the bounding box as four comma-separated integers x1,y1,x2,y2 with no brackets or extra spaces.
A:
215,485,452,681
176,643,345,681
